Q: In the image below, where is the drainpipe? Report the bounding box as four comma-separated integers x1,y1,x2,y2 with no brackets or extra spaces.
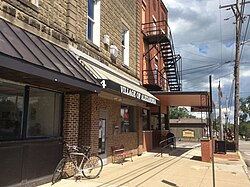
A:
136,0,140,79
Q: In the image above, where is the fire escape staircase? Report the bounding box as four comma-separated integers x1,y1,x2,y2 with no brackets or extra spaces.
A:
142,20,182,91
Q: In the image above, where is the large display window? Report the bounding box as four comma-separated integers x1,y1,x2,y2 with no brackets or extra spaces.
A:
120,105,136,132
27,87,62,137
0,80,62,140
0,82,24,140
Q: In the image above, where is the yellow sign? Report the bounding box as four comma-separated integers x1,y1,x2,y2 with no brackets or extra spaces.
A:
182,130,195,138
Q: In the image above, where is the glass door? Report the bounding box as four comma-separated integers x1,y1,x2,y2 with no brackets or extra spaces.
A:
98,119,106,154
98,110,108,165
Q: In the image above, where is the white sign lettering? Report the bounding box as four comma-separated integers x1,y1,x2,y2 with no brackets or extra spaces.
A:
100,80,107,88
120,85,156,105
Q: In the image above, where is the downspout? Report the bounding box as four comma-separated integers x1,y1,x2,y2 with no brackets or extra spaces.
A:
136,0,140,79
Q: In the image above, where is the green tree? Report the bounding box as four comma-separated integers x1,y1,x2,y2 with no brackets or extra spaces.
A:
169,107,196,119
239,96,250,137
239,96,250,122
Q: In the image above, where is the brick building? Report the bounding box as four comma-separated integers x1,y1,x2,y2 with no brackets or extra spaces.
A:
0,0,159,186
139,0,182,150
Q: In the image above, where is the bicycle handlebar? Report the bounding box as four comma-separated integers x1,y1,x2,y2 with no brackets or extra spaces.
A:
63,141,91,153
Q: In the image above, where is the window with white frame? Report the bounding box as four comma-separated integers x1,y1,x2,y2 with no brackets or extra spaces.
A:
152,16,157,35
163,72,167,91
154,57,158,84
29,0,39,6
87,0,100,46
122,29,129,66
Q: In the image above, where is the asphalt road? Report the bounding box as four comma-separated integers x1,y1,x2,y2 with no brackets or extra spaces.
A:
239,140,250,173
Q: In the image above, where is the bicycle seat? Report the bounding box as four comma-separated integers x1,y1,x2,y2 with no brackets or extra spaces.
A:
81,146,91,152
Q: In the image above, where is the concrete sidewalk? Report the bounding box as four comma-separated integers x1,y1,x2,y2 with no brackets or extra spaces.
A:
39,147,250,187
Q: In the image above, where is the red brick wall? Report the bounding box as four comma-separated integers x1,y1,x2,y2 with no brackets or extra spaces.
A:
78,93,99,153
140,0,169,89
63,94,80,146
201,139,212,162
78,93,143,163
63,93,80,175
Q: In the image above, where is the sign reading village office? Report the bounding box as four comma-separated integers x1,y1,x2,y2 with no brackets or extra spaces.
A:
99,79,157,105
120,85,156,105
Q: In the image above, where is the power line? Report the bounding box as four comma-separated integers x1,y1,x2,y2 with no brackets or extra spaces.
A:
214,71,234,79
183,63,220,72
183,66,222,76
175,37,236,46
175,48,222,61
182,57,218,63
183,61,231,81
240,15,250,58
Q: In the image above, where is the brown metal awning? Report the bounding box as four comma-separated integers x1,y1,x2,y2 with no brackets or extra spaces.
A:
0,19,101,92
150,91,212,111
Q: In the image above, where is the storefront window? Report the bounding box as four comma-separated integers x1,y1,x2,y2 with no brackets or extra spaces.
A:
151,114,158,130
120,105,135,132
0,80,62,140
27,88,62,137
142,109,150,130
0,82,24,140
161,114,166,130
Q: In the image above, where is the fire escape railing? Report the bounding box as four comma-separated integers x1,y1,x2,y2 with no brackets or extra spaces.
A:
142,69,167,91
142,20,182,91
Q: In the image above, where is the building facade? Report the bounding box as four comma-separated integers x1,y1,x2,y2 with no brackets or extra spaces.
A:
170,118,207,142
0,0,158,186
139,0,182,150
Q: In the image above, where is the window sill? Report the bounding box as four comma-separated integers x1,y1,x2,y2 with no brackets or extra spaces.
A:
86,40,101,51
18,0,39,12
122,64,130,70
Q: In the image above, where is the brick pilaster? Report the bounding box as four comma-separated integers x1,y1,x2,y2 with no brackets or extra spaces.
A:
63,93,80,146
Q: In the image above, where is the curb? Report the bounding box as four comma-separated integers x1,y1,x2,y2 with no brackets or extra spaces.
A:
238,151,250,181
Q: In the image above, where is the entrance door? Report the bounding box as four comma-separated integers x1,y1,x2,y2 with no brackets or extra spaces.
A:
98,111,108,165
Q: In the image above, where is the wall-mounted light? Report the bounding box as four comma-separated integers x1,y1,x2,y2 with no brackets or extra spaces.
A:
110,45,118,60
103,35,110,46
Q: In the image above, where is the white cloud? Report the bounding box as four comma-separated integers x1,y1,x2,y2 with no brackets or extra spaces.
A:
241,69,250,77
162,0,250,121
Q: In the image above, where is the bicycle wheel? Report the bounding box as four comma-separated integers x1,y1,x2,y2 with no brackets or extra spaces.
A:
82,155,103,179
52,158,65,184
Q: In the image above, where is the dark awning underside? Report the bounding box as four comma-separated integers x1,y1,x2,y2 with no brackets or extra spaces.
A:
0,19,101,92
150,91,212,111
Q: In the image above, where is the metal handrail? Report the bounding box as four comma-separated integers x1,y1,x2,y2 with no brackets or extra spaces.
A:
159,136,176,157
142,69,166,87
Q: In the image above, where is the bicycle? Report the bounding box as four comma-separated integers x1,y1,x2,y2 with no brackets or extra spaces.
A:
51,142,103,184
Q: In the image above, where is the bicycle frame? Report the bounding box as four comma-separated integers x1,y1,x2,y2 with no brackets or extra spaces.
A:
64,145,91,178
69,152,86,177
52,142,103,184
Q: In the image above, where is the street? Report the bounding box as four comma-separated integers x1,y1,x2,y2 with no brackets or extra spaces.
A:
239,140,250,175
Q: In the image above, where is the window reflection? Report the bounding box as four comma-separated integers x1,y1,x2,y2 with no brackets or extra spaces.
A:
27,88,62,137
0,81,63,140
0,82,24,140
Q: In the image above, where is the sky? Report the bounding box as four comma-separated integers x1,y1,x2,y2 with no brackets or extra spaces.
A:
163,0,250,122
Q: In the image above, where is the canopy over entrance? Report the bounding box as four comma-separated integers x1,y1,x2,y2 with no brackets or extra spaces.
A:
150,91,212,111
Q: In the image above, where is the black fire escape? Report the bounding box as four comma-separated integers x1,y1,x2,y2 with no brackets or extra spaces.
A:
142,20,182,91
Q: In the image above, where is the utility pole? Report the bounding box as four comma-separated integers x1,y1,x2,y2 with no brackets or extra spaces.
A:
225,96,229,130
234,0,241,151
220,0,250,151
218,81,223,140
